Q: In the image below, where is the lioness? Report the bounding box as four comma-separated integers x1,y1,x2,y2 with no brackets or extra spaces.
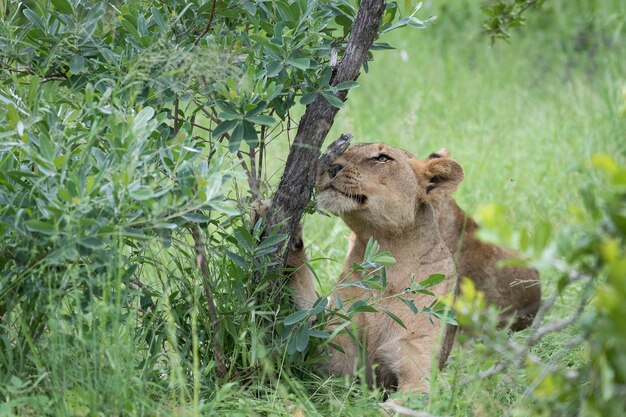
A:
259,143,464,393
427,149,541,330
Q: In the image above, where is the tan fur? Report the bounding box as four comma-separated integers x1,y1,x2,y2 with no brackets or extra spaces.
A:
428,148,541,330
257,143,464,393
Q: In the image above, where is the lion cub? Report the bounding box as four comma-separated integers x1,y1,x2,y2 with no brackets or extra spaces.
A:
427,149,541,330
276,143,464,393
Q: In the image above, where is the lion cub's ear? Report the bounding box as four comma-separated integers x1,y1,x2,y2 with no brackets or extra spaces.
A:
421,158,464,201
428,147,451,159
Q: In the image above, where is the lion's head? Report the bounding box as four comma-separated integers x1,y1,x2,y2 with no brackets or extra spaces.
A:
316,143,464,234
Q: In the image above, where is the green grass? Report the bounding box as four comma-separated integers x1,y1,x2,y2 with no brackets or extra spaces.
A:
3,1,625,416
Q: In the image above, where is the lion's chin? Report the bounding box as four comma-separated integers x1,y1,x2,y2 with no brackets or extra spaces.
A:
316,188,364,215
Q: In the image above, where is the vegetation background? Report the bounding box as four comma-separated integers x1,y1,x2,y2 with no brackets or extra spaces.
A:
1,0,625,416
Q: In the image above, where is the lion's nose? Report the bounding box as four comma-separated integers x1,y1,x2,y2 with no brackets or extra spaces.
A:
329,163,343,178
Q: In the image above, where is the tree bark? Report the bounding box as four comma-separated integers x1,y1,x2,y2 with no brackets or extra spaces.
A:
265,0,385,268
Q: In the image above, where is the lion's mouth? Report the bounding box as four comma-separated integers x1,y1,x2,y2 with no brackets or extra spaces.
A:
328,186,367,204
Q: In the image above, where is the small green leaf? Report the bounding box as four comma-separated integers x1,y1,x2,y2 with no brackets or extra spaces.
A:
320,91,344,108
335,81,360,90
181,212,211,224
287,58,310,70
284,310,310,326
371,252,396,266
266,61,283,77
347,299,377,314
308,329,330,339
212,119,237,139
242,120,258,146
229,123,244,152
399,297,418,314
382,308,407,329
300,92,317,105
51,0,73,14
295,324,310,352
7,104,18,129
225,250,248,269
218,110,241,121
70,55,85,74
257,233,288,250
78,237,105,250
133,107,155,133
246,115,276,125
24,220,56,235
129,187,154,201
419,273,446,288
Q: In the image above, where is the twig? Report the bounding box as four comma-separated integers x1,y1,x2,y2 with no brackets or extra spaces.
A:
190,225,227,378
316,133,353,179
174,98,180,135
193,0,217,47
237,151,260,200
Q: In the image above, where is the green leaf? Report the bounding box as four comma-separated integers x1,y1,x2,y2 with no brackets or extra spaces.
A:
335,81,360,90
241,120,258,147
310,297,329,316
382,308,407,329
151,7,168,31
7,104,18,129
218,110,241,121
399,297,418,314
321,91,344,108
51,0,73,14
225,250,248,269
432,310,458,326
308,329,330,339
419,273,446,288
300,92,317,105
129,187,154,201
77,237,105,250
70,55,85,74
244,101,268,117
133,107,155,134
212,119,237,138
287,58,311,70
284,310,310,326
181,212,211,224
257,233,288,250
22,9,46,31
24,220,56,235
266,61,283,77
371,252,396,266
364,237,379,260
295,324,310,352
246,115,276,125
347,300,377,314
229,123,244,152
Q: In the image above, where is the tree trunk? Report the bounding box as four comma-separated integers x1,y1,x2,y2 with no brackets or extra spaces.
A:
265,0,385,271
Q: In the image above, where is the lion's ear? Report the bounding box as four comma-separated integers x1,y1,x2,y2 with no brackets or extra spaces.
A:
427,147,451,159
422,158,464,201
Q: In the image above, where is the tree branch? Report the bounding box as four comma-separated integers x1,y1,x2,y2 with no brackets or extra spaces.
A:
194,0,217,47
191,226,227,378
264,0,385,281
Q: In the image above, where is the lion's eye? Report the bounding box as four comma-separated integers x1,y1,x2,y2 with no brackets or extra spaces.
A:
372,154,393,163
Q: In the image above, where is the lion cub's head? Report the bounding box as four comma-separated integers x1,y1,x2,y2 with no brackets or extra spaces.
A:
316,143,464,234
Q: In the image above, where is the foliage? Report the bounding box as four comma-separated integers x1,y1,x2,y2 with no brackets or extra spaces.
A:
482,0,544,41
447,156,626,416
